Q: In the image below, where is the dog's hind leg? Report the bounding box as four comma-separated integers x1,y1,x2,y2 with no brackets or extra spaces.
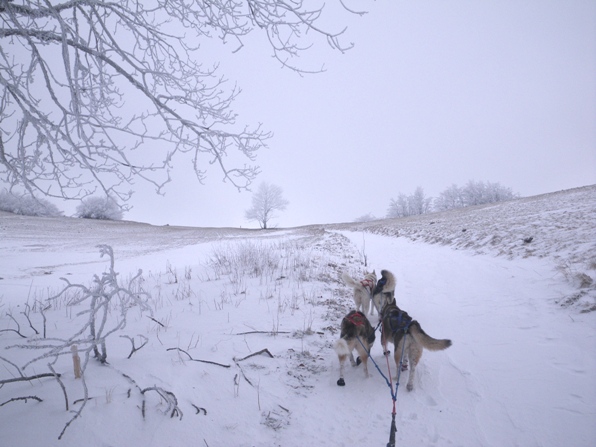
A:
354,338,370,378
360,293,370,315
337,354,347,386
370,294,382,316
362,294,370,316
349,352,357,366
354,294,362,312
334,338,352,386
393,339,403,381
405,344,422,391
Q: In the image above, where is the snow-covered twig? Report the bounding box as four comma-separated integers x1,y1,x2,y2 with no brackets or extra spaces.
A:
0,396,43,407
0,372,58,385
120,335,149,359
166,347,230,368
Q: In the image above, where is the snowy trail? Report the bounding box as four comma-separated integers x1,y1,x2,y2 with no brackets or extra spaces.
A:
1,216,594,447
338,231,596,447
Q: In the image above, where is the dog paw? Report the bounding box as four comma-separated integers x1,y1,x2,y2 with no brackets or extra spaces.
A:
337,378,346,386
356,356,362,366
406,383,414,392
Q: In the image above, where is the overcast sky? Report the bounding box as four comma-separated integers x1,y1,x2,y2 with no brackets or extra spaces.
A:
125,0,596,229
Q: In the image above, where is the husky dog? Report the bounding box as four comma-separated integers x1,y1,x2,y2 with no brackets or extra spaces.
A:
334,310,376,386
371,269,396,315
342,270,377,315
380,300,452,391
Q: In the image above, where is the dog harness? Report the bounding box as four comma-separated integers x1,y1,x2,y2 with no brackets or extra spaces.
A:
360,278,374,293
387,310,413,334
345,311,368,327
344,311,375,345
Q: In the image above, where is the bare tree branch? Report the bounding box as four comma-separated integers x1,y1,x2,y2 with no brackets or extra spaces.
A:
0,372,59,385
234,348,274,362
0,354,24,379
166,347,230,368
235,330,290,335
192,403,208,415
22,303,39,335
0,0,365,204
120,334,148,359
0,396,43,407
0,313,26,338
48,363,69,411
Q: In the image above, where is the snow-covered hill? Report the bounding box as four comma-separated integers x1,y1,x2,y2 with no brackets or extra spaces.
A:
331,184,596,312
0,186,594,446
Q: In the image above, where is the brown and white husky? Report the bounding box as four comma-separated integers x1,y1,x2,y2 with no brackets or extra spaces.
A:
374,270,451,391
334,310,376,386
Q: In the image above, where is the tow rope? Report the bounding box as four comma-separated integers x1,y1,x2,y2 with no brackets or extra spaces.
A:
386,330,408,447
355,318,410,447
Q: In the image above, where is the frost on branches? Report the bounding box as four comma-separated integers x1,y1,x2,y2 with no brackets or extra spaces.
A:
0,0,367,206
1,245,157,439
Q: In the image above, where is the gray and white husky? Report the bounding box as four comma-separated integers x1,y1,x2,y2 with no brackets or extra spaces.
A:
378,290,452,391
334,310,376,386
342,270,377,315
370,269,396,315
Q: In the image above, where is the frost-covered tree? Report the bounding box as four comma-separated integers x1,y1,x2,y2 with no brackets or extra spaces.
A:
387,187,432,218
245,182,288,229
0,191,62,217
76,196,123,220
409,186,433,215
435,184,465,211
436,181,517,210
0,1,366,207
480,181,517,203
353,212,378,223
387,193,409,218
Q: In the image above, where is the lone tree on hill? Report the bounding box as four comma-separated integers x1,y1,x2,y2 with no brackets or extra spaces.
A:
245,182,288,229
0,1,366,208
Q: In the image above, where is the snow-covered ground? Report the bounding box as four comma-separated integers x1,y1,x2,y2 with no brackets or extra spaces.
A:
1,186,595,446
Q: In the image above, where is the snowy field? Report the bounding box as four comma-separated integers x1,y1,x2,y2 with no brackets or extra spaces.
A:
0,185,595,447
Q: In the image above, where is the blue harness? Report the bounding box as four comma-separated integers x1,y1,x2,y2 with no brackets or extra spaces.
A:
387,309,413,334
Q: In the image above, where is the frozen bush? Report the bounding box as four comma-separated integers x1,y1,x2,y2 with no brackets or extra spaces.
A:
435,181,518,211
0,191,63,217
75,196,124,220
353,213,378,223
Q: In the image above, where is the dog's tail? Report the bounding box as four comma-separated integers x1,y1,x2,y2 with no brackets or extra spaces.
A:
334,338,351,357
341,272,362,289
409,322,452,351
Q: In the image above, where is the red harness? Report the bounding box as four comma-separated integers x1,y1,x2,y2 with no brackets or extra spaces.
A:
345,311,368,327
360,278,374,293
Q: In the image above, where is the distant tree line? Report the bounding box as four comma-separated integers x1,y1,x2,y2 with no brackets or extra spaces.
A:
0,191,124,220
434,181,517,211
351,181,518,222
385,181,517,219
